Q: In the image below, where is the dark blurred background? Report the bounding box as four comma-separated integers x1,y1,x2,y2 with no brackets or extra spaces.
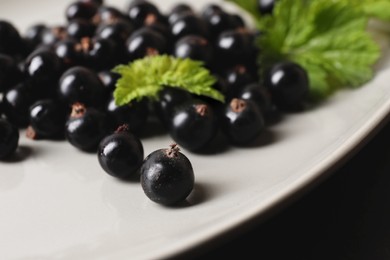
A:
192,117,390,260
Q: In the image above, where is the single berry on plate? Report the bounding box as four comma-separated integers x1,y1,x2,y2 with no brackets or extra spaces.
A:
140,143,194,206
0,119,19,159
98,124,144,179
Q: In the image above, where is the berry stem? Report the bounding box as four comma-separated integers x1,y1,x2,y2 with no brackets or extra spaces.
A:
167,143,180,158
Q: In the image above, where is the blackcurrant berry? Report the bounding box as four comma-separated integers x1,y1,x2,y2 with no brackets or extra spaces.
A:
140,143,194,206
167,3,194,25
77,37,117,70
170,13,209,41
173,35,213,66
24,49,62,95
55,38,83,69
65,102,109,152
264,61,309,110
58,66,106,108
168,98,218,152
126,0,162,28
24,23,47,49
215,29,256,68
153,86,193,127
66,19,96,40
220,98,266,146
98,124,144,179
125,27,168,60
238,82,272,116
65,1,98,22
26,99,67,139
0,119,19,159
2,82,35,128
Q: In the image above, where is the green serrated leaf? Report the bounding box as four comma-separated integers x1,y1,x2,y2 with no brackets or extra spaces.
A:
112,55,223,106
257,0,381,99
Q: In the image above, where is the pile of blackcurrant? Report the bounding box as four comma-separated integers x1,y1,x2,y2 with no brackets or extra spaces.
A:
0,0,309,205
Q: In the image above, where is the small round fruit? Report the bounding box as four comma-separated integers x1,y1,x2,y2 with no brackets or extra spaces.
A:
264,61,309,110
27,99,67,139
58,66,106,108
140,143,194,206
98,124,144,179
0,20,22,56
0,119,19,159
65,102,109,152
168,98,218,152
220,98,265,146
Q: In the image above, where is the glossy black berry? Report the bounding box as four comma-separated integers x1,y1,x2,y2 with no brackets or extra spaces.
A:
98,70,120,95
173,35,213,66
24,49,62,95
95,19,134,46
167,3,194,25
168,98,218,152
2,82,35,127
125,27,168,60
65,102,109,152
0,119,19,159
58,66,105,108
24,23,47,49
258,0,276,15
140,143,194,206
126,0,162,28
55,38,83,69
223,65,256,97
98,124,144,179
215,29,256,68
77,37,117,70
153,86,193,127
66,19,96,40
238,82,272,116
27,99,67,139
220,98,265,146
0,20,23,56
65,1,98,21
201,4,237,39
170,13,209,41
264,61,309,110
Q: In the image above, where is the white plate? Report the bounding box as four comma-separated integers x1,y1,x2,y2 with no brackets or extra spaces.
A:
2,0,390,259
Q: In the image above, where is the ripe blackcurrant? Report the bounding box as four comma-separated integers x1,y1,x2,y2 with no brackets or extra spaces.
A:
168,98,218,152
98,124,144,179
27,99,67,139
264,61,309,111
65,102,109,152
140,143,194,206
220,98,265,146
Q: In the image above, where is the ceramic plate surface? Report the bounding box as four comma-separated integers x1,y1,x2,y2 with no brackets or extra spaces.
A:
1,0,390,259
